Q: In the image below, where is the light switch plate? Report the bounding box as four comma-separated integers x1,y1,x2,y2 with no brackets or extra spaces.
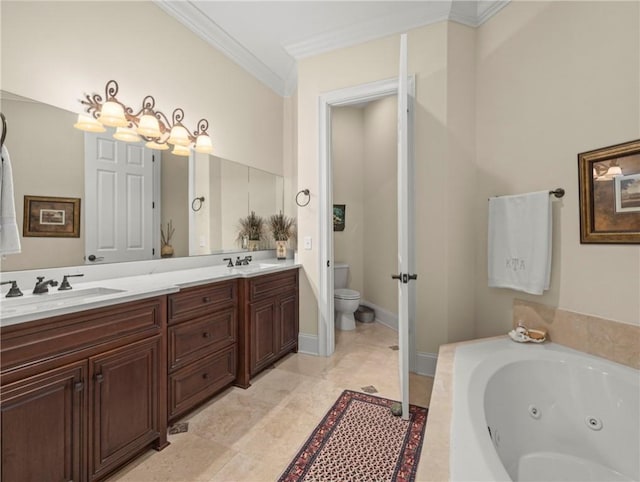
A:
304,236,312,250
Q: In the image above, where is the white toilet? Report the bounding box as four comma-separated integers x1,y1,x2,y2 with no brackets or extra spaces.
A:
334,263,361,331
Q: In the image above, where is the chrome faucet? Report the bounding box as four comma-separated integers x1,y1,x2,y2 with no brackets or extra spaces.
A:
33,276,59,294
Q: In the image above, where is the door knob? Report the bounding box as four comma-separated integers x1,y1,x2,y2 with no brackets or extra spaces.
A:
87,255,104,262
391,273,403,280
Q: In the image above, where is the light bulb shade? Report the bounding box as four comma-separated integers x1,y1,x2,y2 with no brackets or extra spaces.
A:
137,114,162,138
98,101,129,127
74,113,106,132
606,166,622,177
167,125,191,146
113,126,141,143
194,134,213,154
171,144,191,156
145,140,169,151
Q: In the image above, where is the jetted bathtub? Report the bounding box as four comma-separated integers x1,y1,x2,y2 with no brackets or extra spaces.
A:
450,338,639,481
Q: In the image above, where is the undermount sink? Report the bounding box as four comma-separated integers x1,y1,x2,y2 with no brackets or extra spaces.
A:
1,287,126,315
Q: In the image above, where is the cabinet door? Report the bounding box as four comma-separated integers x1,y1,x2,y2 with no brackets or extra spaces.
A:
249,298,277,375
277,292,299,354
90,337,160,480
1,362,86,482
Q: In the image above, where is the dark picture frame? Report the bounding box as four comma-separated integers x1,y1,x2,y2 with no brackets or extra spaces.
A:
23,195,81,238
578,139,640,244
333,204,345,231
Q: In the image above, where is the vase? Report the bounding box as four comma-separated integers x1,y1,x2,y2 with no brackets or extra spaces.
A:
161,244,174,258
248,239,260,251
276,240,287,260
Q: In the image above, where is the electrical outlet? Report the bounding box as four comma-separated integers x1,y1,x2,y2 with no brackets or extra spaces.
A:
304,236,312,250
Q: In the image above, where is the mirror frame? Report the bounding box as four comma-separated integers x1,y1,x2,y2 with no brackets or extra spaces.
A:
578,139,640,244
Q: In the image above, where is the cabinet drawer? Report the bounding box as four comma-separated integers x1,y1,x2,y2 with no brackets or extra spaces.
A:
168,281,236,324
168,345,236,421
1,297,163,372
248,269,298,302
168,307,237,371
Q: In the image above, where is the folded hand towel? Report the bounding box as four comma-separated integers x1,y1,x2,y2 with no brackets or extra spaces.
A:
488,191,551,295
0,145,22,255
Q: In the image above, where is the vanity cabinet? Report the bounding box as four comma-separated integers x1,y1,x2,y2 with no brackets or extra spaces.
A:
237,269,299,387
167,280,237,421
0,296,168,482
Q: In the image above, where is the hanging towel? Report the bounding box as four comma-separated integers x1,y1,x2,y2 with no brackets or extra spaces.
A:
488,190,551,295
0,145,22,255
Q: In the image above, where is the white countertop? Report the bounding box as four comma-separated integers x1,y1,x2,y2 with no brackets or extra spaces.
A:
0,259,299,327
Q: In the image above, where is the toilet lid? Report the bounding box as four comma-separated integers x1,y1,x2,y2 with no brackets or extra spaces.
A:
335,288,360,300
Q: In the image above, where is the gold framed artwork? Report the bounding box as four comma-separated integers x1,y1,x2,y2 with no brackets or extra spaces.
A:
578,139,640,243
23,195,81,238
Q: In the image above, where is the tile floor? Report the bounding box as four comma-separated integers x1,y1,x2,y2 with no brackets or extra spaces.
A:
108,321,435,482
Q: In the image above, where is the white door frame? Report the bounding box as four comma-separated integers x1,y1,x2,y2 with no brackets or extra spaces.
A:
317,76,416,360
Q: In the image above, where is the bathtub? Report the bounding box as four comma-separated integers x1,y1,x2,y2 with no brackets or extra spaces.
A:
450,338,639,481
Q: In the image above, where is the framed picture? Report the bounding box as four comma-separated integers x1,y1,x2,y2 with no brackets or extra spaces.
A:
578,139,640,243
333,204,346,231
23,195,81,238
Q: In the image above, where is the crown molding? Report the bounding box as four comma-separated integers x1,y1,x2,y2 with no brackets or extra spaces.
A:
155,0,510,98
476,1,511,26
153,0,287,97
284,3,451,60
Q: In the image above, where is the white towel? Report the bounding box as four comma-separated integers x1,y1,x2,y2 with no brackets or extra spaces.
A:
0,145,22,255
488,190,551,295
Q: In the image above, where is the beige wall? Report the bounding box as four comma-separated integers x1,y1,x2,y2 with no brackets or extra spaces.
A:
297,23,479,351
362,96,398,315
1,1,284,175
161,152,189,258
475,1,640,332
332,106,365,294
332,97,398,315
1,98,85,270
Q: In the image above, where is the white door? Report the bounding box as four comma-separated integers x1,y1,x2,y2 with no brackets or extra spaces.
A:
84,132,154,264
396,33,413,420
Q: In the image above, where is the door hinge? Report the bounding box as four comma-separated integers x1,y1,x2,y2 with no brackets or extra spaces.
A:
152,201,155,209
327,260,330,268
152,154,155,163
152,248,155,255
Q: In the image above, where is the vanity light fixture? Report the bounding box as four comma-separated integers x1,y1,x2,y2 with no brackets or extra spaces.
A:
73,80,214,157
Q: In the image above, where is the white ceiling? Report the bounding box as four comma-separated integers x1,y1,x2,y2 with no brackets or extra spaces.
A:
155,1,509,97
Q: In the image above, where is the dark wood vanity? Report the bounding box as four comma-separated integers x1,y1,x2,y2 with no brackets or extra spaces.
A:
0,267,299,481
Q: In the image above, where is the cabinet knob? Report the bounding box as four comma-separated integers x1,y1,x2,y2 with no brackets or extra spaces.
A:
74,381,84,392
202,332,210,338
95,373,104,383
202,373,208,379
202,297,211,303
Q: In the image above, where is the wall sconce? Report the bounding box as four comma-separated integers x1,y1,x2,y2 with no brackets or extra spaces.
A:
73,80,213,157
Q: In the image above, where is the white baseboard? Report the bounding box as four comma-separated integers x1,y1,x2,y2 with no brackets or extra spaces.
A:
297,329,437,377
415,351,438,377
298,333,319,355
360,299,398,331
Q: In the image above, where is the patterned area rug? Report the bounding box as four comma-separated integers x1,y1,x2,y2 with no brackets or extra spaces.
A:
279,390,428,482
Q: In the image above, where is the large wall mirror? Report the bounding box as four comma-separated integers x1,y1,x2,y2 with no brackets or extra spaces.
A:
1,91,284,271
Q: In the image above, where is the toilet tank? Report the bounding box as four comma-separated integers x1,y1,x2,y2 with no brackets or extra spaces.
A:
334,263,349,289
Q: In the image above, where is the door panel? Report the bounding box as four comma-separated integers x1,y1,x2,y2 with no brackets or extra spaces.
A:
278,292,298,353
249,299,277,374
85,132,153,264
90,337,159,479
1,362,86,482
397,33,410,420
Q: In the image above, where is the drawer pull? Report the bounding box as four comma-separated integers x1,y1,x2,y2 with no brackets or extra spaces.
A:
95,373,104,383
74,381,84,392
202,332,210,338
202,373,208,379
202,297,211,303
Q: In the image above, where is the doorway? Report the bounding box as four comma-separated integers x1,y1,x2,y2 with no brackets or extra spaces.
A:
317,75,416,365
